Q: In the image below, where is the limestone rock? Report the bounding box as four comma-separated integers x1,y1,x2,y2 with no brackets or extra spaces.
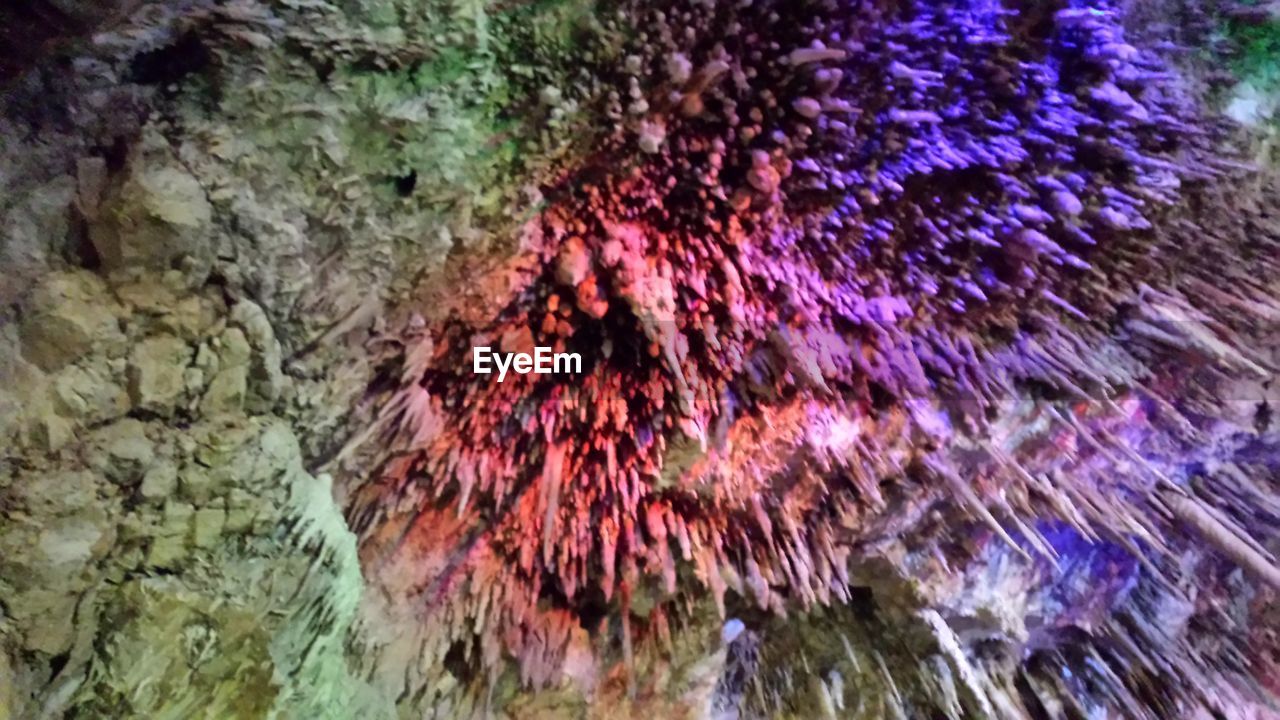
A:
190,419,258,468
52,360,129,424
140,461,178,501
159,293,221,340
38,514,114,568
230,300,286,410
147,535,188,568
116,275,222,339
0,651,17,718
85,418,155,485
128,335,192,413
201,364,248,415
146,501,194,568
159,501,195,537
193,507,226,548
11,468,99,515
1,494,115,658
183,365,205,397
113,276,180,315
88,155,214,273
18,270,126,372
225,489,257,534
201,328,252,415
27,410,72,452
17,588,80,655
76,579,279,718
178,465,219,504
0,175,73,308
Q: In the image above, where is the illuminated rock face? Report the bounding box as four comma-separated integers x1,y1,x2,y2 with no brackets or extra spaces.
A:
2,0,1276,716
357,0,1280,714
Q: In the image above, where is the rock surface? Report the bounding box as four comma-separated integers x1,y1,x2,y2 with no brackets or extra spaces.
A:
0,0,1278,719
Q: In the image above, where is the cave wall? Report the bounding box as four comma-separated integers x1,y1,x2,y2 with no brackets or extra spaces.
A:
0,0,620,715
0,2,411,717
0,0,1278,719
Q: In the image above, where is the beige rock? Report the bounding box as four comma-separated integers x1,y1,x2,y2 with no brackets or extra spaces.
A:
178,465,218,504
39,516,112,567
0,175,74,308
201,364,248,415
146,534,189,569
88,160,213,272
12,469,98,514
0,649,18,718
193,507,226,548
117,277,222,340
3,500,115,657
140,461,178,501
200,327,252,414
86,418,155,484
82,579,278,716
159,294,220,339
230,300,286,408
113,277,179,314
190,418,260,468
159,501,195,537
225,489,256,534
146,501,194,567
18,589,79,655
128,335,192,412
183,366,205,396
216,327,252,366
52,360,129,424
18,271,126,372
28,409,72,453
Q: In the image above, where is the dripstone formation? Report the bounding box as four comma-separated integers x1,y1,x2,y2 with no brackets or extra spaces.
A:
355,0,1280,716
2,0,1278,717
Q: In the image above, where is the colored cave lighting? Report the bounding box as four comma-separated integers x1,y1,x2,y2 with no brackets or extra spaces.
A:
347,0,1278,707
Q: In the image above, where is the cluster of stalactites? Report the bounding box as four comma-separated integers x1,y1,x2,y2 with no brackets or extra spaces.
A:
356,0,1280,702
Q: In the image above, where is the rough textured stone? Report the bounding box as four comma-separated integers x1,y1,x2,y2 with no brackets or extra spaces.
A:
128,335,192,413
11,469,98,515
159,294,221,340
146,535,187,568
18,271,126,372
88,143,214,273
230,301,286,410
0,1,410,713
159,501,194,537
39,516,112,568
178,466,218,505
18,589,81,656
86,419,155,485
139,461,178,502
0,0,1274,719
0,175,72,307
147,501,195,568
225,489,256,534
200,365,247,414
193,507,226,549
0,650,16,718
1,492,115,659
52,360,129,424
76,579,279,718
201,328,252,414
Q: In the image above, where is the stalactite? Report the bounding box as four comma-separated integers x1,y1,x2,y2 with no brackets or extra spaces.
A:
351,0,1280,714
1165,489,1280,590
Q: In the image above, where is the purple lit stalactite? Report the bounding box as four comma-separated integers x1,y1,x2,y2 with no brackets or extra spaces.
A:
357,0,1280,712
